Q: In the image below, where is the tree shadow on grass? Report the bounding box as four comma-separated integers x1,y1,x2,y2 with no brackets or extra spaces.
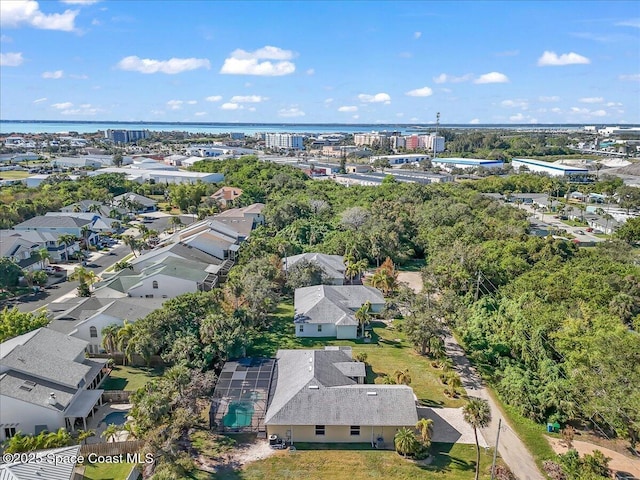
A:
418,398,445,408
365,365,385,383
426,443,475,473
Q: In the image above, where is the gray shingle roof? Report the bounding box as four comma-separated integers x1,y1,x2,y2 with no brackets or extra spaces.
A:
294,285,385,326
0,371,76,412
0,445,81,480
265,348,417,427
284,253,345,280
113,192,157,207
14,215,91,229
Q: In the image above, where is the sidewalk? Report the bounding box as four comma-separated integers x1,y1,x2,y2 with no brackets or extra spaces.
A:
445,331,545,480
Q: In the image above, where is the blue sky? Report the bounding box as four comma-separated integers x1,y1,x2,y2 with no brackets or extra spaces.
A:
0,0,638,124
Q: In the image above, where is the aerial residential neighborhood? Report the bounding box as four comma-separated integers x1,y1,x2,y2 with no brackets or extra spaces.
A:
1,1,640,480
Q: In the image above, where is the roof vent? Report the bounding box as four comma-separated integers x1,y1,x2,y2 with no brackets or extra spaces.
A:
47,393,57,405
367,391,377,396
308,385,319,389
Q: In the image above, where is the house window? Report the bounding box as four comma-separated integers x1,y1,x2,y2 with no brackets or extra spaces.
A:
145,294,154,298
4,427,16,439
299,325,304,333
317,325,322,332
350,426,360,436
89,326,97,338
152,280,159,289
315,425,325,436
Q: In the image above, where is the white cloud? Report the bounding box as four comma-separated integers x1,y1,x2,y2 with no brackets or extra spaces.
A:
117,56,211,74
551,107,562,113
579,97,603,103
0,34,12,42
470,118,480,124
205,95,222,102
509,113,538,123
539,95,560,102
51,102,74,109
619,73,640,82
1,1,78,31
220,45,295,76
537,51,590,66
194,111,207,116
187,100,197,105
616,18,640,28
413,31,422,39
591,109,607,117
352,115,360,120
358,93,391,104
33,97,47,103
606,101,623,107
278,107,305,118
230,95,266,103
167,100,183,110
474,72,509,84
406,86,433,97
501,99,528,108
42,70,64,79
59,104,100,116
221,102,241,110
324,98,334,104
570,106,608,117
338,106,358,112
433,73,473,84
306,68,315,75
0,52,23,66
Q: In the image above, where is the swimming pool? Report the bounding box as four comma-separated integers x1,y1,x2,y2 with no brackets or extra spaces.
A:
222,402,253,429
101,411,129,426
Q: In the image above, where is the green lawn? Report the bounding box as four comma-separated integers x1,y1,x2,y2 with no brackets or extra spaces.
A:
0,170,30,179
211,443,497,480
81,461,136,480
249,303,464,408
102,365,164,391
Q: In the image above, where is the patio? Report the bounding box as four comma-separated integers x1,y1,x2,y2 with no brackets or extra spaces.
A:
85,403,133,444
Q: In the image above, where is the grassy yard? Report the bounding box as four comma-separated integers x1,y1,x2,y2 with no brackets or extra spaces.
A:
248,303,465,408
212,443,497,480
0,170,30,179
102,365,164,391
81,461,136,480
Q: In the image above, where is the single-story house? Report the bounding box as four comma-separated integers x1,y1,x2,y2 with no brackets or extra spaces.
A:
294,285,385,339
211,186,243,207
264,347,418,445
113,192,157,213
283,253,346,285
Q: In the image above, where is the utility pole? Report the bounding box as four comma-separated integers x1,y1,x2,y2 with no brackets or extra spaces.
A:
490,418,502,480
475,270,482,301
434,112,441,160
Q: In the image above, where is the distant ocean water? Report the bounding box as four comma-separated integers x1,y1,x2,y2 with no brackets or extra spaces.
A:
1,120,635,136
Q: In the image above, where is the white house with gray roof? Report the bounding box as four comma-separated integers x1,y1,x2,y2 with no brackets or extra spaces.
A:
294,285,385,339
0,329,107,442
264,347,418,445
0,445,81,480
283,253,346,285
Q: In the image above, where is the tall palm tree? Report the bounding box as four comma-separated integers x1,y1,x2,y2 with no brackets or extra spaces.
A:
37,248,51,270
80,225,91,253
169,215,183,233
117,320,135,366
76,429,95,445
415,418,434,448
463,398,492,480
394,427,419,458
121,235,139,257
354,301,372,337
87,203,102,214
345,259,368,284
58,234,77,262
101,324,120,354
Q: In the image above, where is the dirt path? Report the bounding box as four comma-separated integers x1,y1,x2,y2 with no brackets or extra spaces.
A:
397,271,423,293
548,437,640,477
445,332,545,480
195,439,275,474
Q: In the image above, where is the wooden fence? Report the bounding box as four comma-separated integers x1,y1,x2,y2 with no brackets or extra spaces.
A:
80,440,144,457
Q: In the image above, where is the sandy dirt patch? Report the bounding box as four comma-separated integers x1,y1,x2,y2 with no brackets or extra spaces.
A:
195,438,275,474
548,437,640,477
397,271,423,293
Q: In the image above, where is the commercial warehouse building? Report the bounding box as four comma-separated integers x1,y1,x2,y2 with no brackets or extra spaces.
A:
432,157,504,171
511,158,589,178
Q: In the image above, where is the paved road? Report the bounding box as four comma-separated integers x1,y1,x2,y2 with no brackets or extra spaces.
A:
519,204,605,244
445,331,545,480
10,242,132,313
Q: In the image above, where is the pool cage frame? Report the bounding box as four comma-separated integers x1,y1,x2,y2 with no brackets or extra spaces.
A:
210,357,275,434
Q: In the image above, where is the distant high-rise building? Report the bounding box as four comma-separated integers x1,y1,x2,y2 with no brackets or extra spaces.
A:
105,129,150,144
353,131,399,147
265,133,304,150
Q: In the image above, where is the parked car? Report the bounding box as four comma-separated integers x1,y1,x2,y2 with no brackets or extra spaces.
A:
575,230,585,235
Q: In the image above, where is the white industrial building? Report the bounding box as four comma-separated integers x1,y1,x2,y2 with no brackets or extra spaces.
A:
511,158,589,178
88,167,224,184
432,157,504,171
369,154,430,165
266,133,304,150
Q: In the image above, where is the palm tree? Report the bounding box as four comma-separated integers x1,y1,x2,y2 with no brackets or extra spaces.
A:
366,269,397,296
415,418,434,448
345,259,368,284
117,320,135,366
121,235,139,257
101,324,120,354
114,260,133,272
58,234,77,262
393,368,412,385
101,424,119,443
463,398,492,480
80,225,91,253
354,301,372,337
76,429,95,445
445,372,462,397
70,266,98,286
394,427,419,458
87,203,102,214
169,215,183,233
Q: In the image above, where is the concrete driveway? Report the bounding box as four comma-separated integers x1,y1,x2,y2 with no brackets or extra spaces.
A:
418,406,488,446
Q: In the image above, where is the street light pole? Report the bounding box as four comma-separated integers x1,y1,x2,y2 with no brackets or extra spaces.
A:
491,418,502,480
